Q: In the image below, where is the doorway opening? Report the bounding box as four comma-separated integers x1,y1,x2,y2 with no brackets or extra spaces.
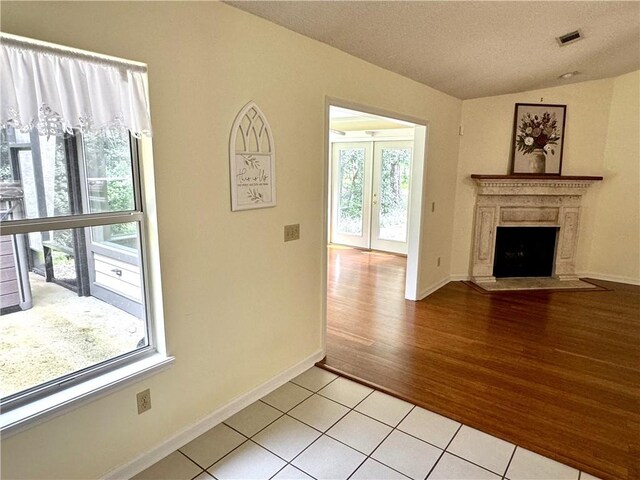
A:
323,99,428,371
329,108,415,255
325,102,427,297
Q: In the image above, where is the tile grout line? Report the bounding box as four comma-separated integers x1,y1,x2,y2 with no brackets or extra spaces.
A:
265,376,367,480
285,409,408,478
174,374,565,480
268,460,318,480
268,463,292,480
323,384,383,471
317,367,547,473
185,460,205,480
286,388,363,459
188,380,494,480
442,449,512,478
281,431,327,476
290,369,341,393
245,387,464,470
284,407,398,459
247,437,295,464
178,437,245,473
322,379,523,475
440,427,516,479
214,424,297,470
181,400,285,474
501,445,518,480
276,378,417,432
261,387,314,414
315,388,373,409
394,421,457,453
176,449,208,475
423,423,463,479
272,382,378,479
269,383,439,480
345,404,418,480
197,436,250,473
344,397,518,479
222,399,285,437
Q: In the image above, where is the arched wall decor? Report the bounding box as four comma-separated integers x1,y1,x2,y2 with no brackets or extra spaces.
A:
229,101,276,211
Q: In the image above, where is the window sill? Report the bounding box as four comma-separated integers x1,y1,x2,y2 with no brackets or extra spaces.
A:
1,353,175,438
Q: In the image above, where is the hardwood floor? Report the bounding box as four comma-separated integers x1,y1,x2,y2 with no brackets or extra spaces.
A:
322,246,640,480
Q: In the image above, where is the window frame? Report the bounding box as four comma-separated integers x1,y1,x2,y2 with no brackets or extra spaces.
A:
0,129,166,416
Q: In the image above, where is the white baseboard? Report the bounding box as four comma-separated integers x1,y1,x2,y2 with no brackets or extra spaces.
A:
449,274,470,282
418,276,451,300
418,274,476,300
577,272,640,286
104,349,324,480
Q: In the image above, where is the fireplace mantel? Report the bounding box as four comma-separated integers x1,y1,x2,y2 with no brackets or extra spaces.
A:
470,175,603,180
469,174,602,283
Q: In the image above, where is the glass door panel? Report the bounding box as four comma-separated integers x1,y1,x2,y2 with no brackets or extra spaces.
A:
329,140,412,254
330,142,373,249
371,141,412,254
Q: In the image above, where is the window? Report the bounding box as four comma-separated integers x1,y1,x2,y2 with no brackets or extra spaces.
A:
0,33,170,431
0,126,154,407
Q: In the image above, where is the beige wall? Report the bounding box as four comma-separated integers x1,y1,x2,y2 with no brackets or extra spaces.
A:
0,2,462,478
451,73,640,283
588,71,640,282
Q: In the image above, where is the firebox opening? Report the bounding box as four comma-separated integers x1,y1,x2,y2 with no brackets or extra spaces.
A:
493,227,558,278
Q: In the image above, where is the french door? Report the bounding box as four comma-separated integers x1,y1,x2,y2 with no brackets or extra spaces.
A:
330,140,412,254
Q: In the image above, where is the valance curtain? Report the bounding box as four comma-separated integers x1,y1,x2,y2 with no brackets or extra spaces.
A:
1,33,152,137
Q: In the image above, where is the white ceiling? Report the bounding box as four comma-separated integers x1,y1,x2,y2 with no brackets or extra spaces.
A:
330,106,414,131
227,1,640,100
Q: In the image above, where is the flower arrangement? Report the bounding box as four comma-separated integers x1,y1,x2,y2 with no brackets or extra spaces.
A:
515,111,560,155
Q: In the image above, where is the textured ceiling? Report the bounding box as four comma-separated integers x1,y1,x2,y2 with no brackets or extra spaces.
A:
227,1,640,100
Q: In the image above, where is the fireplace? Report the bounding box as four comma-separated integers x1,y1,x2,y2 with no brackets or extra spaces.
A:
469,175,602,284
493,227,558,278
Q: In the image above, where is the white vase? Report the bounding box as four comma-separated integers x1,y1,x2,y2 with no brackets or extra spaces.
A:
529,148,546,173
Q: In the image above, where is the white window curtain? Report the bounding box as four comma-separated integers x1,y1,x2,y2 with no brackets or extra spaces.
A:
1,33,152,137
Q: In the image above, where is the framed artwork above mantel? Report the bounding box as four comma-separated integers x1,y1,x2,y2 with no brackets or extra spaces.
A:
510,103,567,175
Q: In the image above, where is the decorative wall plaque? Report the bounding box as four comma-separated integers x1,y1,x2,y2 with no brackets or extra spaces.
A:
229,101,276,211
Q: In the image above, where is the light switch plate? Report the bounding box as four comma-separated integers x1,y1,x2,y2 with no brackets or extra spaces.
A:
284,224,300,242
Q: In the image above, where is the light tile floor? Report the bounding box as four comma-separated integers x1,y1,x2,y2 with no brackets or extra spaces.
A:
133,367,602,480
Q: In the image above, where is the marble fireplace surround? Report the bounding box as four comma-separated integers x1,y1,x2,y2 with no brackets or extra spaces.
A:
470,175,603,284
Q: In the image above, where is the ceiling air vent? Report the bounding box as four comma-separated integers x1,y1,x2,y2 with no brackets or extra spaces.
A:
557,29,583,46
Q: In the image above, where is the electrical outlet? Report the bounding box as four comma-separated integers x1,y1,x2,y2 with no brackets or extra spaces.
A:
437,257,441,267
284,224,300,242
137,388,151,414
